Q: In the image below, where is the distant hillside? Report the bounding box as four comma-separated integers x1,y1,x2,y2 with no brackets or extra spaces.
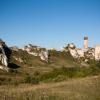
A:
0,39,100,74
0,40,100,100
9,48,79,74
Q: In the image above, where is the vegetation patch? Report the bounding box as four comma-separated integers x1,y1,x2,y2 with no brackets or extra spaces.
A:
40,63,100,82
24,74,39,84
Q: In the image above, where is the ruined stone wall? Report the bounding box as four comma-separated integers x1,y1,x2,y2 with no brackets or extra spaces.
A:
95,45,100,60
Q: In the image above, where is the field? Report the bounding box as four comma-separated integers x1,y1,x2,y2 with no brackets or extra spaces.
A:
0,50,100,100
0,75,100,100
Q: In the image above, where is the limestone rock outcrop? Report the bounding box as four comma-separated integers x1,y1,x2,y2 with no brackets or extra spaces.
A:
63,43,96,62
95,45,100,60
0,39,11,71
22,44,49,62
63,43,81,58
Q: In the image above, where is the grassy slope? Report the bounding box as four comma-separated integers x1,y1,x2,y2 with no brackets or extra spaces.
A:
0,49,100,100
0,49,99,83
8,50,79,74
0,75,100,100
0,49,80,84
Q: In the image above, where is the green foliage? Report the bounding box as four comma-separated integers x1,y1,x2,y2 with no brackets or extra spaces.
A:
0,65,100,85
24,74,39,84
52,75,67,82
40,66,100,82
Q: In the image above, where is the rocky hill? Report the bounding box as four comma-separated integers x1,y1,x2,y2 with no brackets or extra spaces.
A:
63,43,95,62
0,39,99,73
0,39,11,71
22,44,49,61
0,40,78,72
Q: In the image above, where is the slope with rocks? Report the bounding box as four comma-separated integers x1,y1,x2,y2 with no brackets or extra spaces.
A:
63,43,95,62
0,39,100,88
9,47,79,74
0,39,98,73
22,44,49,62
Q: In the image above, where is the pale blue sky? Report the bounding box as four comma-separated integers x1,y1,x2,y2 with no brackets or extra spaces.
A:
0,0,100,49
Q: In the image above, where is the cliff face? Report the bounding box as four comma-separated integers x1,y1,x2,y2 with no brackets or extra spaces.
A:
63,43,95,62
0,39,100,72
22,44,49,62
0,39,11,71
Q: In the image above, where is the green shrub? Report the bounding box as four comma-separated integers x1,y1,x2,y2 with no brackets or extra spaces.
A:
24,74,39,84
40,66,100,82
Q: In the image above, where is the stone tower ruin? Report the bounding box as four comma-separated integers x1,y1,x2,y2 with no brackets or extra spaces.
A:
84,36,88,49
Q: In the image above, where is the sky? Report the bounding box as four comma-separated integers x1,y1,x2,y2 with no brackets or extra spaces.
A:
0,0,100,49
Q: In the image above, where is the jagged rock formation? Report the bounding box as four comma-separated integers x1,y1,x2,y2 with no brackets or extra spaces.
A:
63,43,96,62
22,44,49,62
62,36,100,61
13,56,23,63
0,39,11,71
84,48,94,59
63,43,83,59
0,37,100,72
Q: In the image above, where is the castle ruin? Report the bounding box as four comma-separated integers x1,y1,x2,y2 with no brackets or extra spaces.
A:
95,45,100,60
63,36,100,61
84,36,88,49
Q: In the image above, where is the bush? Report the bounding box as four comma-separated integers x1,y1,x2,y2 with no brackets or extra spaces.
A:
40,66,100,82
24,74,39,84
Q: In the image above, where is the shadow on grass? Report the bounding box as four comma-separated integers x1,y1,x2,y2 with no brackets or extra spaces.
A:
8,63,20,69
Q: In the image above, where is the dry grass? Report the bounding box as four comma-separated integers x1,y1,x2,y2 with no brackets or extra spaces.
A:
0,50,100,100
0,75,100,100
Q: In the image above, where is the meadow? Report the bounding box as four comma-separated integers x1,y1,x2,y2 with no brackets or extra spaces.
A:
0,50,100,100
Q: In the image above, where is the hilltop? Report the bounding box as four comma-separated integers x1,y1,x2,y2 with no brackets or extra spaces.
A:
0,39,100,100
0,38,100,73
